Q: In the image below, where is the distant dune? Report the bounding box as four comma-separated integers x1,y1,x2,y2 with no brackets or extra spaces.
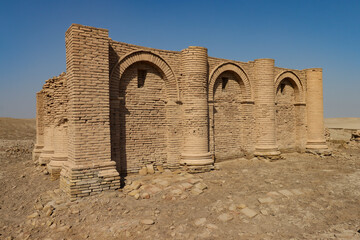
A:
0,118,36,140
325,118,360,129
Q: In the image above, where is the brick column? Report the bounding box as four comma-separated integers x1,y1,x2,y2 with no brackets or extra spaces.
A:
38,125,54,165
254,59,280,157
180,46,213,171
33,91,45,161
60,24,120,200
305,68,328,151
48,124,68,179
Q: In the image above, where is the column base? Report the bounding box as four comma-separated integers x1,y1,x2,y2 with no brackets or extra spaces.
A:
48,154,68,180
32,145,44,162
306,141,328,150
306,141,330,155
38,148,54,165
60,161,120,201
180,152,213,173
254,146,281,159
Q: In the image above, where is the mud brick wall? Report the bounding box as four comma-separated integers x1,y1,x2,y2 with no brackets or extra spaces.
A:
35,23,329,199
60,24,120,199
208,57,256,159
212,71,243,159
276,80,296,151
109,41,183,173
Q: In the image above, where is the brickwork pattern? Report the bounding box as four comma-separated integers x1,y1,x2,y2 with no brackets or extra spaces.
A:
305,68,327,150
180,47,213,168
34,23,328,199
213,71,243,159
254,59,280,156
276,80,296,151
60,24,120,199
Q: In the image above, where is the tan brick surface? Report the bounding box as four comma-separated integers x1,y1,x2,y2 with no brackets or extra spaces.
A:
34,24,327,199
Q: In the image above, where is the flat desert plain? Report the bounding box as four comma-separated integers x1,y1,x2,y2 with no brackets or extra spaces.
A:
0,117,359,239
325,118,360,129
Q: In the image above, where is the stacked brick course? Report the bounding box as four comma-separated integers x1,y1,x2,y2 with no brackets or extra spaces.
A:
35,24,328,199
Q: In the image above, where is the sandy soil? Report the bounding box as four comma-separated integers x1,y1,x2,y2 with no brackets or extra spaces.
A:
0,118,360,239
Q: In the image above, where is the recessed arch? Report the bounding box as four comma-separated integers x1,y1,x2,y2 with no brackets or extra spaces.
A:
110,50,179,101
274,71,304,103
209,62,253,102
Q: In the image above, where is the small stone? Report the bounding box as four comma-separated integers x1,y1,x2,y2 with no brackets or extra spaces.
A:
146,164,155,174
141,192,150,199
260,209,268,215
218,213,233,222
130,181,142,190
139,167,147,176
180,182,193,190
171,189,183,196
237,204,246,209
228,204,236,211
34,203,43,211
56,225,70,232
43,170,49,175
134,193,140,200
128,190,140,196
46,209,53,216
157,180,170,187
27,212,39,219
180,194,187,200
188,178,202,184
43,204,54,212
194,218,207,226
278,189,294,197
240,208,257,218
335,231,356,239
194,182,208,191
206,223,219,230
140,219,155,225
157,165,164,172
266,191,281,197
291,189,304,195
53,189,62,194
258,197,274,204
71,209,80,215
191,188,203,195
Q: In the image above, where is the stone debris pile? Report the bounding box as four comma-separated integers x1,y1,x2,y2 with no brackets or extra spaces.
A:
123,168,208,200
350,130,360,142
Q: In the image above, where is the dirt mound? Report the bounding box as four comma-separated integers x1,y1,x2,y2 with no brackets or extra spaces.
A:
0,118,36,140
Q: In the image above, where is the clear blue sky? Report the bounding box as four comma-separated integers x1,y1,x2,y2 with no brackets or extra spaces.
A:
0,0,359,118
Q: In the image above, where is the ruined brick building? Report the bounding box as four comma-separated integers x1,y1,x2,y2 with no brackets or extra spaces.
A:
33,24,328,200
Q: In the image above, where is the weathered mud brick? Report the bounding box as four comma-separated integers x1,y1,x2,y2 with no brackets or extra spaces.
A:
34,23,328,200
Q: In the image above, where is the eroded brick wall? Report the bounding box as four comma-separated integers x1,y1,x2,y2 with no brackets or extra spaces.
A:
117,62,168,173
276,79,296,151
35,24,326,199
213,71,243,160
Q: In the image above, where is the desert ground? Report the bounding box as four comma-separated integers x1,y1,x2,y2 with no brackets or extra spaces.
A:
0,118,360,240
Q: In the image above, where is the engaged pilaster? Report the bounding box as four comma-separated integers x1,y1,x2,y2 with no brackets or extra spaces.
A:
60,24,120,200
305,68,328,151
254,58,280,157
33,91,45,162
180,46,213,172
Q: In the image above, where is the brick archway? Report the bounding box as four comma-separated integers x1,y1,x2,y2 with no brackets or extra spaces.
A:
274,71,304,103
109,50,181,173
275,71,305,151
110,50,179,101
208,62,253,102
208,63,254,160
